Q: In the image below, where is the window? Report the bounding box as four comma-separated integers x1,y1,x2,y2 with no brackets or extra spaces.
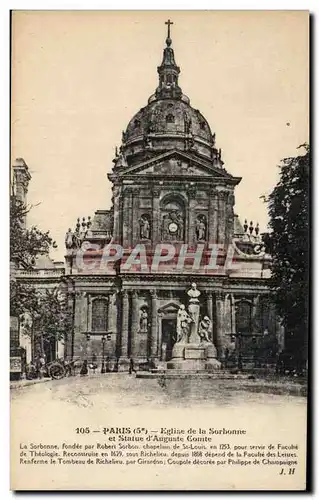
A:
91,299,107,332
134,119,140,129
235,301,252,334
166,114,175,123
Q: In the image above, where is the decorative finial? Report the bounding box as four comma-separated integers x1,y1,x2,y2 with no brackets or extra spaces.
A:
255,222,259,236
249,221,254,234
243,219,248,233
165,19,173,46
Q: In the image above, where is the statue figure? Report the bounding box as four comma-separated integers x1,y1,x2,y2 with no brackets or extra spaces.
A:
187,283,201,343
65,228,74,249
183,112,192,134
187,282,201,301
139,215,150,239
140,309,148,332
198,316,212,343
196,216,207,241
176,305,193,343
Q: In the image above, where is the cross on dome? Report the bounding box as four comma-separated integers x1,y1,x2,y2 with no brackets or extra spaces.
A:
165,19,174,46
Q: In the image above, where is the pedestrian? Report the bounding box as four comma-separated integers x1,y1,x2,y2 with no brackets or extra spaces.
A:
80,359,88,376
129,358,136,375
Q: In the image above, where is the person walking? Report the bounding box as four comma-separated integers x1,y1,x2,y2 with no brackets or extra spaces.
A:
129,358,136,375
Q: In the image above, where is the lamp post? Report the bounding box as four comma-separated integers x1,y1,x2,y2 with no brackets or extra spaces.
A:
101,335,106,374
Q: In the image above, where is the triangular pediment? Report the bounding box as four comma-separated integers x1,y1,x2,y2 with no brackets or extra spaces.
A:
115,150,239,181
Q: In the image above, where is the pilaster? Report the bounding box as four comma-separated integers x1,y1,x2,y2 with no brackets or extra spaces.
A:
150,290,158,358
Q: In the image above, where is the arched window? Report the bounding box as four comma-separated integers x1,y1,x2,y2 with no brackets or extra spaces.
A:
166,114,175,123
91,298,108,332
134,119,140,129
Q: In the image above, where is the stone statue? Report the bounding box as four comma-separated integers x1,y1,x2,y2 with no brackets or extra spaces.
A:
140,309,148,332
198,316,212,343
187,283,201,343
65,228,74,249
196,216,206,241
139,215,150,239
176,305,193,343
187,282,201,301
183,112,192,134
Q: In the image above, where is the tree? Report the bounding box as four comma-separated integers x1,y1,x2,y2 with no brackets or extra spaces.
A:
263,144,309,367
10,195,57,316
10,196,57,270
32,288,72,360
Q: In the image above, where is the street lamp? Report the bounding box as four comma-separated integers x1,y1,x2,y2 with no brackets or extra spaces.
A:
101,335,106,374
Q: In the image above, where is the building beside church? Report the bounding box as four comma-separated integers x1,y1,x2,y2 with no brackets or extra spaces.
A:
14,24,284,370
63,24,284,370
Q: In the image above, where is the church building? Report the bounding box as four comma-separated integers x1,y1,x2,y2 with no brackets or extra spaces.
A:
61,23,283,369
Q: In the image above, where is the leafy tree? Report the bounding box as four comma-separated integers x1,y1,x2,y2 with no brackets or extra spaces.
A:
10,196,57,270
10,280,38,317
263,144,309,367
10,195,57,317
32,288,72,359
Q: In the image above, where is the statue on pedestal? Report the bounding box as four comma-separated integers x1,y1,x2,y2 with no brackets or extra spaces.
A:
176,305,193,343
139,215,151,240
198,316,212,344
187,283,201,343
139,308,149,333
168,283,221,372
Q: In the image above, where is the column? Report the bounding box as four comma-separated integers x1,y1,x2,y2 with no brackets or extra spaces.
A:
215,291,225,358
112,184,121,244
152,187,161,243
107,294,114,332
207,291,213,321
252,295,260,332
231,294,236,334
150,290,158,358
226,192,235,244
122,188,133,248
131,291,140,358
120,290,129,359
217,190,227,245
66,286,75,359
208,188,218,244
132,187,140,246
187,186,196,246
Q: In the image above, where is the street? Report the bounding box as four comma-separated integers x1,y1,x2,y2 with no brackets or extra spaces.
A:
11,373,306,411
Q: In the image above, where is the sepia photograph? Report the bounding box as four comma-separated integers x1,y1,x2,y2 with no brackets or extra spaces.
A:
10,10,309,491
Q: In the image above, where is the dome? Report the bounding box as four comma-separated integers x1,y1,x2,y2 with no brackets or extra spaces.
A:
114,25,220,168
123,99,214,159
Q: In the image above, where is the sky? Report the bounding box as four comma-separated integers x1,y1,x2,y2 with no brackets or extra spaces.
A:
11,10,309,261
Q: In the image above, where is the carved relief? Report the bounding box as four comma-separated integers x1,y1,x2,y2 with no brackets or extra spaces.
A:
161,207,185,241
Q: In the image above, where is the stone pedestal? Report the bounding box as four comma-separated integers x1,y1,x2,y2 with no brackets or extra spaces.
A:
167,341,221,372
166,284,221,373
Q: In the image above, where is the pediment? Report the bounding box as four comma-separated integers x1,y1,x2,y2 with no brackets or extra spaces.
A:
117,150,237,180
158,302,180,314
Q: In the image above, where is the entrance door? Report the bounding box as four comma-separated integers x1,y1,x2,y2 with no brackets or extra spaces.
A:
161,319,177,361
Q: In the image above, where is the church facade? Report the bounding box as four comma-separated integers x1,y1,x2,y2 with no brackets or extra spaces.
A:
62,25,283,369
